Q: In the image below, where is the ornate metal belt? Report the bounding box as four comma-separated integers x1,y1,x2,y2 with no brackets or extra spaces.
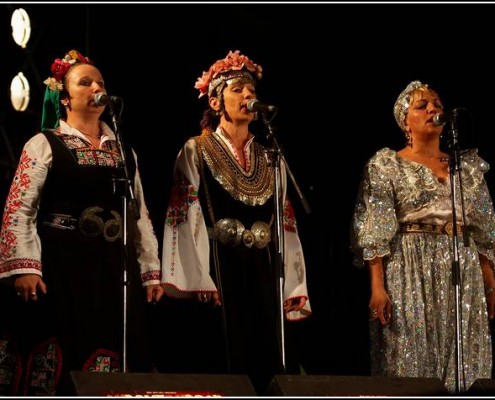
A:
207,218,271,249
399,221,464,237
43,206,122,242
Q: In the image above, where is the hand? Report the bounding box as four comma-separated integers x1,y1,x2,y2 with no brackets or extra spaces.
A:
146,284,164,303
284,296,306,313
369,287,392,326
486,287,495,319
196,292,222,307
14,273,47,302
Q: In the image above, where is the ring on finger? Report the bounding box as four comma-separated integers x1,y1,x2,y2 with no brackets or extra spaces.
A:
30,292,36,296
372,309,378,316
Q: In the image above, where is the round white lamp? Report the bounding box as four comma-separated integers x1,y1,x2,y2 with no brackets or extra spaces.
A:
11,8,31,48
10,72,30,112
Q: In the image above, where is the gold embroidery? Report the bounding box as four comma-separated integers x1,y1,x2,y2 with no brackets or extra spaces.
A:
399,221,465,237
195,133,273,206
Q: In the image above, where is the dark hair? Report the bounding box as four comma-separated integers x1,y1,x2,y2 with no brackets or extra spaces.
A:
200,108,218,131
199,85,225,130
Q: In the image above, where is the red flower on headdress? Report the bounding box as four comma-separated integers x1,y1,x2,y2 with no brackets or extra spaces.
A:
194,50,263,98
45,49,91,91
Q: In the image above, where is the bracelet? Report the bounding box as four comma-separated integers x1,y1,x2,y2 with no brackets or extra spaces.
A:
486,287,495,295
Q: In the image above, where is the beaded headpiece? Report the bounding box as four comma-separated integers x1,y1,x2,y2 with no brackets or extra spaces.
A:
194,50,263,98
393,80,429,133
41,49,92,131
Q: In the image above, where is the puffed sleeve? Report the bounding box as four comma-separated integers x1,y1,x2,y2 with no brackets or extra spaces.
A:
462,150,495,264
131,149,161,285
161,138,217,298
0,133,52,279
280,161,312,320
351,150,399,268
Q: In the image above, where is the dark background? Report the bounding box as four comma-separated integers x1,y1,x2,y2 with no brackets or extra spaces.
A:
2,1,495,377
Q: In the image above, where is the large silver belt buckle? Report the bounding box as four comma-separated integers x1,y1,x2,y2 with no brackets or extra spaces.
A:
214,219,271,249
214,218,244,247
250,221,271,249
79,206,122,242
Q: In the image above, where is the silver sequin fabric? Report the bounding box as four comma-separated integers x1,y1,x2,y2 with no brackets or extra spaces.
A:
351,147,495,393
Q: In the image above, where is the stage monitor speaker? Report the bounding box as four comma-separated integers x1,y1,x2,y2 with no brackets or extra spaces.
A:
265,374,448,396
467,379,495,395
70,371,257,396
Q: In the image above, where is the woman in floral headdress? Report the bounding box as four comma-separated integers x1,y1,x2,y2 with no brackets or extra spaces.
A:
161,50,312,395
0,49,163,395
350,80,495,393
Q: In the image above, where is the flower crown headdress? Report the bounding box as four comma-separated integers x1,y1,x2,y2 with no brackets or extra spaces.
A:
194,50,263,98
41,49,92,132
43,49,92,92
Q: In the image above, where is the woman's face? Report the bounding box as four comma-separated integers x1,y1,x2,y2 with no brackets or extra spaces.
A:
63,64,106,116
405,90,444,137
219,77,257,123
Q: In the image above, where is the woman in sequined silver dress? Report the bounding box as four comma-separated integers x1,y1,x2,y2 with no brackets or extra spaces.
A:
351,80,495,393
160,50,311,395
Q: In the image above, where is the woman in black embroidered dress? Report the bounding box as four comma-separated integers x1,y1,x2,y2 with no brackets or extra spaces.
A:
0,49,163,395
160,50,312,395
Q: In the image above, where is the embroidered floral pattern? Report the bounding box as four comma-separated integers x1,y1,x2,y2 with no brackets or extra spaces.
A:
83,349,120,372
23,337,62,396
0,150,34,261
54,133,121,167
75,150,120,167
141,269,161,283
0,259,41,276
0,333,21,396
283,199,297,233
166,171,199,228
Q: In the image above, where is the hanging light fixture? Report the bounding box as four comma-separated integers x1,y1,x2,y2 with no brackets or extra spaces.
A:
10,72,30,112
11,8,31,48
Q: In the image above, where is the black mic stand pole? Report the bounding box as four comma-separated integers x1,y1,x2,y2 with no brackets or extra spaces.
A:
446,109,468,394
107,102,140,373
261,111,311,374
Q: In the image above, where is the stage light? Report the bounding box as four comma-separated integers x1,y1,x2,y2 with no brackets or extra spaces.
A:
10,72,30,112
11,8,31,48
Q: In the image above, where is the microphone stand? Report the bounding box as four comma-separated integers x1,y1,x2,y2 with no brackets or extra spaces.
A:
260,110,311,374
107,101,140,373
445,109,468,394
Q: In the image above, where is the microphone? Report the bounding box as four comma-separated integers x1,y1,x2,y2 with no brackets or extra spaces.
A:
94,93,122,106
246,99,277,113
432,109,459,126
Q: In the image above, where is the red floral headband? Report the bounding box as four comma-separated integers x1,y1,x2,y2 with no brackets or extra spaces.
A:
194,50,263,98
43,49,92,91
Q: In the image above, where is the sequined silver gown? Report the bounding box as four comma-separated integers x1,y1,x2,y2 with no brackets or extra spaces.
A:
351,147,495,393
